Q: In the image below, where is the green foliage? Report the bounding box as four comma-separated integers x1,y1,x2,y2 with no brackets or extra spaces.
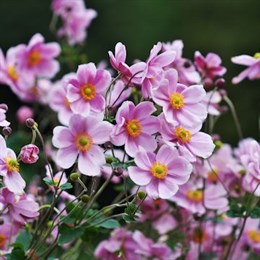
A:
249,207,260,218
227,199,246,218
58,224,85,245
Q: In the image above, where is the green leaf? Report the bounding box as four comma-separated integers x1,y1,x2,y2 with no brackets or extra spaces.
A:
226,199,246,218
60,182,73,190
58,224,85,245
15,229,32,251
250,207,260,218
122,213,136,223
43,177,55,186
96,219,120,229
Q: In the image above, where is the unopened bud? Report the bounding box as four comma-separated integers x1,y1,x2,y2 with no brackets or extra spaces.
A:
80,194,90,203
137,191,146,200
106,156,113,164
239,169,246,176
2,126,12,137
114,167,123,177
215,78,225,89
203,78,213,88
214,140,223,150
26,118,36,129
70,172,80,182
104,142,113,150
0,103,8,111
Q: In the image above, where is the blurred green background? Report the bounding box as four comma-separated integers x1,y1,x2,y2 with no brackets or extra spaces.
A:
0,0,259,144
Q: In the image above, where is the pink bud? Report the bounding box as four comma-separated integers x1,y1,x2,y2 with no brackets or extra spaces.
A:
20,144,40,164
16,106,34,124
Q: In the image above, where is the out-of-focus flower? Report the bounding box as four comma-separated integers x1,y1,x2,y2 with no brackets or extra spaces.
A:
231,53,260,84
52,114,112,176
110,101,159,157
128,145,192,199
16,106,34,124
0,103,10,127
20,144,39,164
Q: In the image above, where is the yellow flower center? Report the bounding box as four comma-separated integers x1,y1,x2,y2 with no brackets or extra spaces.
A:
75,133,93,152
64,97,71,108
207,168,218,182
126,119,142,137
5,158,20,172
186,189,203,203
28,50,42,67
248,230,260,243
193,228,207,243
81,83,96,101
174,127,191,143
170,92,184,109
53,177,60,187
150,162,168,179
0,234,7,248
254,52,260,59
7,66,19,81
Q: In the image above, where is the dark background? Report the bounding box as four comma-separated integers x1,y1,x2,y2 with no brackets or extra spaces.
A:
0,0,259,145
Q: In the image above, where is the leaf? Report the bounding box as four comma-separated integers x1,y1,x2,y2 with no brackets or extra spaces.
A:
122,213,136,223
43,177,55,186
15,229,32,251
58,224,85,245
226,199,246,218
96,219,120,229
60,182,73,190
250,207,260,218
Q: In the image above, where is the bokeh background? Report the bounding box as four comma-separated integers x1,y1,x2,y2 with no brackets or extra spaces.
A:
0,0,259,145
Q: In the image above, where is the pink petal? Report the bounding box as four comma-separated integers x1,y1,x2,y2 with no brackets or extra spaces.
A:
70,98,90,116
134,150,155,170
156,145,179,165
89,94,105,113
56,146,78,169
133,101,156,120
146,179,159,199
167,157,192,179
232,67,251,84
52,126,73,148
77,63,96,85
182,85,206,103
90,121,113,144
94,69,111,93
4,172,25,194
128,166,152,185
140,116,159,134
69,114,87,135
231,55,257,66
158,178,178,199
152,51,176,67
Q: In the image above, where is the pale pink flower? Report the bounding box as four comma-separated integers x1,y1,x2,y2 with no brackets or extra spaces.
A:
0,188,39,225
110,101,159,157
16,33,60,78
0,104,10,127
16,106,33,124
52,114,113,176
131,42,176,98
152,69,207,128
95,228,141,260
194,51,226,80
128,145,192,199
231,53,260,84
0,135,25,194
203,90,222,116
108,42,132,83
19,144,39,164
49,73,76,125
159,113,215,161
162,40,201,85
67,63,111,116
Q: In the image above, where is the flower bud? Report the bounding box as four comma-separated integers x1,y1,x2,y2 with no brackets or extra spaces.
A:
0,103,8,111
203,78,213,88
70,172,80,182
20,144,40,164
105,156,113,164
214,140,223,150
17,106,34,124
114,167,124,177
80,194,90,203
137,191,146,200
215,78,225,89
2,126,12,137
26,118,36,129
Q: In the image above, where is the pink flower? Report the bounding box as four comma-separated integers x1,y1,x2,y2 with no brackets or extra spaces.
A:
159,113,215,161
131,42,176,98
0,188,39,225
194,51,226,80
67,63,111,116
52,114,113,176
203,90,222,116
108,42,132,83
128,145,192,199
95,228,141,260
231,53,260,84
110,101,159,157
16,106,34,124
49,73,76,125
152,69,207,128
19,144,39,164
0,104,10,127
0,136,25,194
162,40,201,85
16,33,61,78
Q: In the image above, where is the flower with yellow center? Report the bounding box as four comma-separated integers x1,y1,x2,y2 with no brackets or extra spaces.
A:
81,83,96,101
28,50,42,67
248,230,260,243
126,119,142,137
150,162,168,179
0,234,7,248
186,189,204,203
174,127,191,143
5,158,20,172
170,92,185,109
7,66,19,81
74,133,93,152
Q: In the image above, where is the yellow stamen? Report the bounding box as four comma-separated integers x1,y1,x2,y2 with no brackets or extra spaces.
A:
75,133,93,152
186,189,203,203
81,83,96,101
174,127,191,143
150,162,168,179
28,50,42,67
254,52,260,59
126,119,142,137
207,168,218,182
5,158,20,172
0,234,7,247
7,66,18,81
248,230,260,243
170,92,184,109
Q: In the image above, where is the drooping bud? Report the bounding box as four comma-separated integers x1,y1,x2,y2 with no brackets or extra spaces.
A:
2,126,12,137
80,194,90,203
26,118,36,129
137,190,146,200
215,78,225,89
0,103,8,111
113,167,124,177
70,172,80,182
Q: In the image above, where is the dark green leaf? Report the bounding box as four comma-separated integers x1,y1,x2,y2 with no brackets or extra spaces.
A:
58,224,85,245
250,207,260,218
60,182,73,190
